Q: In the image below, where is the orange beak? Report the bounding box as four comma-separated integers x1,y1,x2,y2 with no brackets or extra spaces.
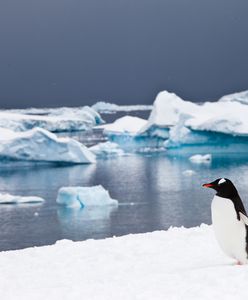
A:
202,183,214,188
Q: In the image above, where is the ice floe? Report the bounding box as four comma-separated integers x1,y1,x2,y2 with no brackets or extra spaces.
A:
0,193,44,204
0,106,103,132
189,154,212,163
0,127,96,164
218,90,248,105
56,185,118,208
90,141,125,157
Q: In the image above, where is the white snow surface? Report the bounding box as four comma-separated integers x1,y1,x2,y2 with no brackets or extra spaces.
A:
56,185,118,208
92,101,152,112
1,224,247,300
0,193,44,204
0,106,103,132
189,154,212,163
90,141,125,157
98,116,147,135
0,127,96,163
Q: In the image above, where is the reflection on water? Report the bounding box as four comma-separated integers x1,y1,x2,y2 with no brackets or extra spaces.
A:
1,151,248,251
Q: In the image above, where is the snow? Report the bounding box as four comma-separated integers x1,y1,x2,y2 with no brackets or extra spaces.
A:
1,224,247,300
56,185,118,208
90,141,125,157
0,127,96,164
189,154,212,163
0,193,44,204
0,106,103,132
92,101,152,112
98,116,147,135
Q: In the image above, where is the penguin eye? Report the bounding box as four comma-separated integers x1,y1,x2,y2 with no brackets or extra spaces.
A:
218,178,226,185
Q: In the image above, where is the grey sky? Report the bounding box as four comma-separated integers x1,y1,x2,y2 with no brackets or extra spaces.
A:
0,0,248,108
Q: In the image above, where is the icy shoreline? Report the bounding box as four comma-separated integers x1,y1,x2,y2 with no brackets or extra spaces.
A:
0,224,246,300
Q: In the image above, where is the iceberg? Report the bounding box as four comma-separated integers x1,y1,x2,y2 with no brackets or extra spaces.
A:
139,91,200,138
218,90,248,105
0,193,44,204
90,142,125,157
98,116,165,152
56,185,118,208
0,106,104,132
92,101,152,113
0,127,96,164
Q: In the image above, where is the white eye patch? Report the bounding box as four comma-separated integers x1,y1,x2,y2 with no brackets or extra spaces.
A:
218,178,226,185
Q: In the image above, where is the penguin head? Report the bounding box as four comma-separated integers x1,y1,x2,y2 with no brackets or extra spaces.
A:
202,178,238,198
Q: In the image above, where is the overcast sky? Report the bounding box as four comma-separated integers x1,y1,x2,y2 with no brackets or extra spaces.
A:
0,0,248,108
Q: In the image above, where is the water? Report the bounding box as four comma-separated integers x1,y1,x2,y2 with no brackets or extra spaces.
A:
1,111,248,251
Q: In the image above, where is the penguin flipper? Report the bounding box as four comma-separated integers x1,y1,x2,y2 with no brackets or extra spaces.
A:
239,212,248,225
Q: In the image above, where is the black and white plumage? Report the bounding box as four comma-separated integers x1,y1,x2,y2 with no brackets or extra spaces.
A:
203,178,248,264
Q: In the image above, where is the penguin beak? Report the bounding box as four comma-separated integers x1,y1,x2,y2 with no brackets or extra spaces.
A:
202,183,214,188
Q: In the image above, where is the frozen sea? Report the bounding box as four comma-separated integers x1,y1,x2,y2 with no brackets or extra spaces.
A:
1,111,248,251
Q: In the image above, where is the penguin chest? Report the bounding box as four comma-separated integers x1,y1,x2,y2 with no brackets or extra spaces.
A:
211,195,247,262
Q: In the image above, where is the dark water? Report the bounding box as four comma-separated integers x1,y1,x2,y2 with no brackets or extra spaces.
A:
1,111,248,251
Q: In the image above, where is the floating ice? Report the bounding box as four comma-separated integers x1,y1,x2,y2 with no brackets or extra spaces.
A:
90,142,125,157
56,185,118,208
92,101,152,112
0,193,44,204
189,154,212,163
0,127,96,164
0,106,103,132
99,116,147,135
182,170,196,176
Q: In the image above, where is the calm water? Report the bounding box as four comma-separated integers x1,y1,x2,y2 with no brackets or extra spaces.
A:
1,111,248,251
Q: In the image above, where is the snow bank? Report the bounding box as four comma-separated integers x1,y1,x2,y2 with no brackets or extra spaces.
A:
56,185,118,208
189,154,212,163
0,224,245,300
0,106,103,132
0,193,44,204
90,141,125,157
92,101,152,112
0,127,96,164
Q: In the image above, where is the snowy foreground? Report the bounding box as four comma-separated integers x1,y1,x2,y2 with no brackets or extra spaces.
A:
0,224,247,300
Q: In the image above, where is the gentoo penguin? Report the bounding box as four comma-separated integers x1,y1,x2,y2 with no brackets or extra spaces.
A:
203,178,248,264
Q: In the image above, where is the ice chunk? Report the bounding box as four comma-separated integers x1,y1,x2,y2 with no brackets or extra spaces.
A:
0,193,44,204
182,170,196,176
90,142,125,157
92,101,152,112
189,154,212,163
56,185,118,208
0,106,104,132
0,127,96,164
98,116,147,135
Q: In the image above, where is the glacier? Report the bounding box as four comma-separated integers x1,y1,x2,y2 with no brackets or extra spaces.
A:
56,185,118,208
0,193,45,204
0,106,103,132
0,127,96,164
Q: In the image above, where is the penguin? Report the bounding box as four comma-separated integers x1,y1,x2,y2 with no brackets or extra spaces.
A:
203,178,248,264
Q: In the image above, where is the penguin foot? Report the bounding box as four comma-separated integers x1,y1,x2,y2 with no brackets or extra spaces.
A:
236,261,242,265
